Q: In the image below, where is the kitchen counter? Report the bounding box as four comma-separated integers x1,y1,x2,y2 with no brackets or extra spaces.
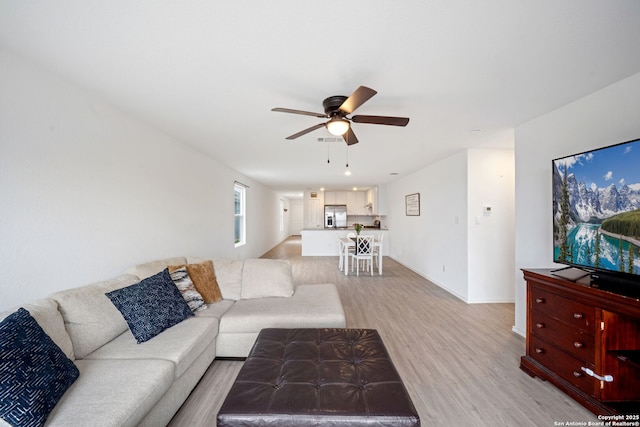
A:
302,227,388,231
301,229,389,256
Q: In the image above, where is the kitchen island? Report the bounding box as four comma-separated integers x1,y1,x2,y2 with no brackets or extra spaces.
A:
301,228,389,256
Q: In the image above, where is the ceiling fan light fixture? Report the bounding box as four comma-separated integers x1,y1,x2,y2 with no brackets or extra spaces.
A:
326,117,350,136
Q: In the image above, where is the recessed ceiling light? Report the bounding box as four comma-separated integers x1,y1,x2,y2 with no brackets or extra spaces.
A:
344,170,351,176
353,187,358,191
320,188,325,191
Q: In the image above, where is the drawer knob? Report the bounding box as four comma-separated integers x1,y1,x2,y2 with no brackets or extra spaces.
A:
573,370,583,378
535,347,545,354
535,298,545,304
536,322,545,329
573,312,583,319
574,341,584,349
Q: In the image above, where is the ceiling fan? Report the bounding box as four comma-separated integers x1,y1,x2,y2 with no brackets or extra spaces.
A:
271,86,409,145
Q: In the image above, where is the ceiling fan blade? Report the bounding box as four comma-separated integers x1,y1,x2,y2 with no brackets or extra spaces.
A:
351,115,410,127
339,86,377,114
285,123,326,140
272,107,326,118
343,127,359,145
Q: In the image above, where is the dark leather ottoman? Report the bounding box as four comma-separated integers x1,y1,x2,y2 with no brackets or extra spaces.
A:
217,328,420,427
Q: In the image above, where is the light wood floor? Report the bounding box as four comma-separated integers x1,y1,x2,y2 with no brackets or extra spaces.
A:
169,236,596,426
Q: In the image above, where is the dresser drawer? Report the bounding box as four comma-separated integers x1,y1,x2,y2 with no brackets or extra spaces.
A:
530,310,595,364
529,335,597,397
530,286,595,333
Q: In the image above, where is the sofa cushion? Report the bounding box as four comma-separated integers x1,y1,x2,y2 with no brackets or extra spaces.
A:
169,261,222,304
215,284,346,358
240,259,294,299
168,267,206,312
106,269,193,344
84,317,218,379
220,284,346,334
194,299,235,320
0,308,79,427
207,259,244,300
50,274,139,359
45,359,173,427
1,298,75,361
124,257,187,280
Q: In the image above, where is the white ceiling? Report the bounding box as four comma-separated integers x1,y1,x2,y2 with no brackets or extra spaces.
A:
2,1,640,195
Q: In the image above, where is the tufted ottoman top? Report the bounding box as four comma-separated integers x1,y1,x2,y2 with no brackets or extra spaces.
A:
217,328,420,427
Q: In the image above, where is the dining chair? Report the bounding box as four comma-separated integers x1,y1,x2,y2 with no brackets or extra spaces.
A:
373,233,384,272
342,233,356,271
350,235,374,276
336,236,345,271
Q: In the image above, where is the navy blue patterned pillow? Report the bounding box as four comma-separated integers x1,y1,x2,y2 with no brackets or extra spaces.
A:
0,308,80,427
106,269,193,343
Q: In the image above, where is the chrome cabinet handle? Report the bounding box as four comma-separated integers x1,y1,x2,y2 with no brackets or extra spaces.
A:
581,367,613,382
573,341,584,349
535,298,545,304
573,312,583,319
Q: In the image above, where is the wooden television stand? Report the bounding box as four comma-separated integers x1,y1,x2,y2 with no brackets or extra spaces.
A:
520,269,640,415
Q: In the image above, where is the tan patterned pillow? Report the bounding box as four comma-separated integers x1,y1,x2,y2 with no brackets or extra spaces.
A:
169,261,222,304
168,267,207,312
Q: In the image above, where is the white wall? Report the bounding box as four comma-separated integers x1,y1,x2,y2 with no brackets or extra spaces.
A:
386,148,515,303
513,71,640,336
467,148,515,303
387,150,470,300
0,49,283,311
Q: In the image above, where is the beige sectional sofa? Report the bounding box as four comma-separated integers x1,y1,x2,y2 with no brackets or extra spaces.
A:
0,257,346,427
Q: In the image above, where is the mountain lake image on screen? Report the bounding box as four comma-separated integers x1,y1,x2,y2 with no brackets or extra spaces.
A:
553,138,640,278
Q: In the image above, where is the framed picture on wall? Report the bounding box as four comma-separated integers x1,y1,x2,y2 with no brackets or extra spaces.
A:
405,193,420,216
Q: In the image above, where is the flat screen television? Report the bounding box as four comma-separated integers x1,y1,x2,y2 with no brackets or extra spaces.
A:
552,138,640,295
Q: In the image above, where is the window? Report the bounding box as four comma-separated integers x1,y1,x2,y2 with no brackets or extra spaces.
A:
234,183,246,247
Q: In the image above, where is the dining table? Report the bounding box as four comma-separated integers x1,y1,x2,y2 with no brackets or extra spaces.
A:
339,237,383,276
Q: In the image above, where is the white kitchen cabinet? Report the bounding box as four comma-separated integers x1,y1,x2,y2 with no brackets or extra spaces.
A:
324,191,336,205
335,191,347,205
346,192,356,214
366,187,375,213
376,185,388,215
326,190,370,214
347,191,366,215
354,191,366,214
324,191,347,206
364,185,387,215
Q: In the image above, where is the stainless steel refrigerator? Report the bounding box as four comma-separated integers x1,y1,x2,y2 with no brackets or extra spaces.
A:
324,205,347,228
